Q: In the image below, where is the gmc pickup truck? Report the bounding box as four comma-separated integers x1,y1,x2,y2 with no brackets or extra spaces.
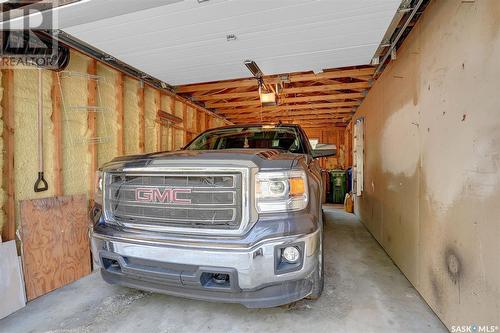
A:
90,124,336,308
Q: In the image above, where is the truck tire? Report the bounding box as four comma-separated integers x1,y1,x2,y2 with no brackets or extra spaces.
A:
307,211,324,300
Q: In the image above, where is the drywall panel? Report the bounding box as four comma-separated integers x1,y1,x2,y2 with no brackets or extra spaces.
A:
0,240,25,319
356,29,421,283
416,0,500,325
353,0,500,328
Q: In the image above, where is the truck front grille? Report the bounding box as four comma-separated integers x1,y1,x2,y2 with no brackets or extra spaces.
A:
104,172,243,230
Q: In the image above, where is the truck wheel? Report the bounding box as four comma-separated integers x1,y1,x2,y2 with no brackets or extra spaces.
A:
307,212,324,300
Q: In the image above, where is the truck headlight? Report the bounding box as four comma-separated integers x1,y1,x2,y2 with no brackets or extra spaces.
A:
255,170,308,213
94,170,103,205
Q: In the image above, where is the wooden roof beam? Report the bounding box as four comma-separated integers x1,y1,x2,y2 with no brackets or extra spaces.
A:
199,81,369,102
231,119,347,125
278,92,364,103
224,108,353,119
298,123,348,128
192,81,368,102
196,91,258,101
289,67,374,83
219,102,358,115
229,120,347,125
228,113,351,121
284,81,369,94
206,92,364,108
227,108,353,119
176,67,375,93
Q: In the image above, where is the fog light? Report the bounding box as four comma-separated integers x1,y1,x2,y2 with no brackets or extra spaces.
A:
212,273,229,285
282,246,300,263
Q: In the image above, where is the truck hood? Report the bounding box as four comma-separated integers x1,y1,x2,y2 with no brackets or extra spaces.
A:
101,149,305,171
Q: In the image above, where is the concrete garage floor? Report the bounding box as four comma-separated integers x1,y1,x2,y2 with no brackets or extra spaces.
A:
0,207,446,333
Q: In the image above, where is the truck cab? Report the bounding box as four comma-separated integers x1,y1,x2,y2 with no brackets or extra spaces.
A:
90,124,335,307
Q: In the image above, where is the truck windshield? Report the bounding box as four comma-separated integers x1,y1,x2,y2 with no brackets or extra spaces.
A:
185,126,304,154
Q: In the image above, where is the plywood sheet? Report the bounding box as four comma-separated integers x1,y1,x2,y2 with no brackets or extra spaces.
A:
0,240,25,319
20,195,90,301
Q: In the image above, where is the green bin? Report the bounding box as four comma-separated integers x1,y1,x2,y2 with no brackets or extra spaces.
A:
330,169,347,204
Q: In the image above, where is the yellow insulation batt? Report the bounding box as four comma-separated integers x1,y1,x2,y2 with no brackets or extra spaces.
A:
1,49,231,239
59,51,90,196
160,95,174,151
173,100,184,149
144,86,158,153
14,68,56,207
186,106,195,133
96,63,118,168
123,77,140,155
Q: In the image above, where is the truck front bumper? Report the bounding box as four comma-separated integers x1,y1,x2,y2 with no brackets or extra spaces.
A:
91,229,320,308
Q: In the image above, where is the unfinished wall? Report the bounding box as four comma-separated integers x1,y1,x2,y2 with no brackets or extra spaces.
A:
0,49,230,242
123,77,140,155
60,52,90,197
144,87,159,153
0,70,4,232
14,69,56,209
353,0,500,328
96,63,118,167
304,127,349,169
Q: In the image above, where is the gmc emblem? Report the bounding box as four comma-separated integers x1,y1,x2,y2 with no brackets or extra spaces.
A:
135,187,192,204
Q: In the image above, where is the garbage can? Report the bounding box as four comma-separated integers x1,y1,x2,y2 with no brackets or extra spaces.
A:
330,169,347,204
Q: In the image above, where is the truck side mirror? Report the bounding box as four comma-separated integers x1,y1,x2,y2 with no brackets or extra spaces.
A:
312,144,336,159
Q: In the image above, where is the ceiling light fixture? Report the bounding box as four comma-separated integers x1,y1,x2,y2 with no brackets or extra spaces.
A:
244,60,278,106
244,59,263,79
259,84,277,106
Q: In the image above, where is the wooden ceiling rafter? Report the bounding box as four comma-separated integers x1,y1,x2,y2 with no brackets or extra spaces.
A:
219,103,358,116
219,108,356,118
239,120,348,127
176,65,375,125
206,92,364,109
176,67,375,94
227,111,349,119
228,118,348,125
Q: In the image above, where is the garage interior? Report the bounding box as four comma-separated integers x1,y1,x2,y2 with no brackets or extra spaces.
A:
0,0,499,332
